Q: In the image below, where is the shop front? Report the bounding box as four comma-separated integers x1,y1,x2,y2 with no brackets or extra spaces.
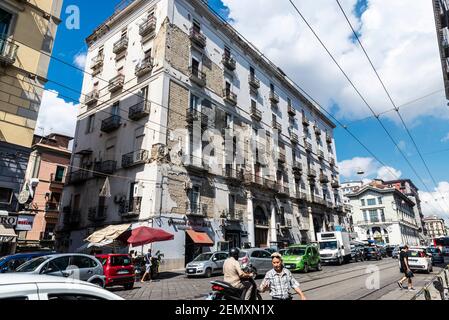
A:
0,217,18,256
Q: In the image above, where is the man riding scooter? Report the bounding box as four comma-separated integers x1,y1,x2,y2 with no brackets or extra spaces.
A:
223,248,255,300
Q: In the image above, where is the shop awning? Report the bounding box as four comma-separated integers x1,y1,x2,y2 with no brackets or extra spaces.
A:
186,230,214,246
0,224,17,243
85,224,131,244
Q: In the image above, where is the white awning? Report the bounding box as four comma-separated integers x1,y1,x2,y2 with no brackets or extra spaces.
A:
0,224,17,243
85,224,131,244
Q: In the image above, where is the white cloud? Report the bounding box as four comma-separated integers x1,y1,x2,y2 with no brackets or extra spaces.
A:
339,157,402,181
73,52,87,69
376,166,402,180
419,181,449,222
35,90,79,139
441,133,449,143
222,0,449,125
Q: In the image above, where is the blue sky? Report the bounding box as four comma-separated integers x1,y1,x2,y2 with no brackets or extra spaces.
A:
41,0,449,216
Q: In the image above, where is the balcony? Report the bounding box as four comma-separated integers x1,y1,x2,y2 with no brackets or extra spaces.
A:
304,140,313,153
63,208,80,226
243,173,264,187
223,167,244,182
290,131,299,144
49,173,65,189
135,57,154,77
113,37,128,55
189,67,206,87
255,219,269,227
91,53,104,70
278,151,286,163
318,150,325,160
329,158,336,167
186,108,208,128
331,180,340,189
88,206,107,222
139,16,157,37
272,120,282,132
223,88,238,106
68,170,89,185
314,126,321,136
129,101,151,120
313,197,326,206
292,161,303,174
356,219,394,227
288,104,296,116
119,197,142,218
109,74,125,92
275,183,290,196
189,28,207,48
269,91,280,104
184,155,209,173
122,149,149,168
302,116,310,126
248,75,260,91
222,210,244,222
186,202,208,217
0,38,19,66
326,134,333,144
101,115,121,133
94,160,117,175
295,191,307,201
222,54,236,71
45,202,61,212
85,90,99,106
251,106,262,121
320,174,329,184
307,168,317,178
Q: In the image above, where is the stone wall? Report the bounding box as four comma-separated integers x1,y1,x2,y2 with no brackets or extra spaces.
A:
166,23,190,75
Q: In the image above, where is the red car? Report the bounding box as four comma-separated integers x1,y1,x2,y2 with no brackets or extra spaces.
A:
96,254,135,290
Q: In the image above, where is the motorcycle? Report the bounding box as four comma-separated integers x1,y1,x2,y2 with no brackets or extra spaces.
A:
206,263,262,300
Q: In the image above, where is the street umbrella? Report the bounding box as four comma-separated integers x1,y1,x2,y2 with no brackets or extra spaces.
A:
125,226,174,247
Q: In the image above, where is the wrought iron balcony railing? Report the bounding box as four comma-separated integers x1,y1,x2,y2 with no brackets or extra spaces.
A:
0,38,19,65
101,115,121,133
139,15,157,37
122,149,149,168
189,66,206,87
129,101,151,120
189,28,207,48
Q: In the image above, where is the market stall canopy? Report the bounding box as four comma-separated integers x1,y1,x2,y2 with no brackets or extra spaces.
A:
76,240,114,253
85,224,131,244
126,227,174,247
186,230,214,246
0,224,17,243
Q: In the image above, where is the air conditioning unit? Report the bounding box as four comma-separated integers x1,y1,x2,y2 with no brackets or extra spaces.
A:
133,183,144,198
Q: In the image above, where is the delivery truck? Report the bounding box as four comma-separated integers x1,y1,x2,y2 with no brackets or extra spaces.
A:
317,231,351,265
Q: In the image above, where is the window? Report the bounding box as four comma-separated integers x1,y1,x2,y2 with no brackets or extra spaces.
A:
380,209,385,222
361,199,365,206
32,154,41,178
287,97,292,107
377,197,383,204
251,251,260,258
250,66,255,78
190,93,200,111
0,188,12,204
111,102,120,116
259,251,271,258
121,28,127,39
71,256,97,269
367,198,376,206
224,46,231,58
0,8,13,36
189,186,200,211
191,58,200,75
86,115,95,134
42,257,70,274
193,19,201,32
251,99,257,110
55,166,65,182
47,294,105,301
270,83,275,92
229,194,235,214
369,210,378,222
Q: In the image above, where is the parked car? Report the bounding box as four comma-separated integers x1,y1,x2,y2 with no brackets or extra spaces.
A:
392,246,401,259
0,252,55,273
15,254,106,287
278,249,287,256
0,274,123,300
95,254,135,289
186,252,229,278
350,246,364,262
238,248,272,279
377,246,388,258
264,248,277,255
282,244,322,273
426,247,445,265
399,247,433,274
384,245,395,257
363,246,382,261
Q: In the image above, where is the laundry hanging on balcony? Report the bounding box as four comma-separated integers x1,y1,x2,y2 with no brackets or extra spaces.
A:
99,177,111,198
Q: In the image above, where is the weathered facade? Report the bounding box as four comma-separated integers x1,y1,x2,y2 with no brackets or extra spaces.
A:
57,0,345,270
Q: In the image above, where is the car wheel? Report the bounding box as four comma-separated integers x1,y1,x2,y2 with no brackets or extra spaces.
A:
205,268,212,278
303,263,309,273
124,282,134,290
338,257,343,265
316,262,323,271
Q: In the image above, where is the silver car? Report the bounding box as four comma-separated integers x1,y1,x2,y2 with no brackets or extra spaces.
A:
186,252,229,278
238,248,272,278
15,254,105,287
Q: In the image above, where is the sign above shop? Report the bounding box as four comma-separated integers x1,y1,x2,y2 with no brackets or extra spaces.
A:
15,215,35,231
0,216,18,227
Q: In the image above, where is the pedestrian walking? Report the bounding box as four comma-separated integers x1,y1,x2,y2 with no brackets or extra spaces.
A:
141,249,153,283
397,245,415,291
259,252,306,300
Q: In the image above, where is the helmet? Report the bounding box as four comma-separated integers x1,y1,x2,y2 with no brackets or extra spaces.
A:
230,248,240,260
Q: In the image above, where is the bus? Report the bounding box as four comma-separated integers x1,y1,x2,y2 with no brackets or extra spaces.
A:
433,236,449,256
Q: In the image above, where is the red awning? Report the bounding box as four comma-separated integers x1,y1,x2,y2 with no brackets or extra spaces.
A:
126,227,174,247
186,230,214,246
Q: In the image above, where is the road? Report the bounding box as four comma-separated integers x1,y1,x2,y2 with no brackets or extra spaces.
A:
112,257,447,300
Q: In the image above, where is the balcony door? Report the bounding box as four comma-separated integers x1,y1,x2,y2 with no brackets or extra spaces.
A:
0,8,12,38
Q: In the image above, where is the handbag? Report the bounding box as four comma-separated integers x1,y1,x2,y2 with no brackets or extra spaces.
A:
407,270,414,278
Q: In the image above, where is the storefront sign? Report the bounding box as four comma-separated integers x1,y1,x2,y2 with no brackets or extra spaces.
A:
15,215,34,231
0,216,17,227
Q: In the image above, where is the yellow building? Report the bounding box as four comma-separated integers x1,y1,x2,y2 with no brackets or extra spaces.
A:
0,0,63,256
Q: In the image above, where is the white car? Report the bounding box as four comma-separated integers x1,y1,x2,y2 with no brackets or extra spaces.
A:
0,274,124,300
398,247,433,274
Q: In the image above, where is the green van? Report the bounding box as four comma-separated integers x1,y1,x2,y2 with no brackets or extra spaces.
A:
282,244,322,273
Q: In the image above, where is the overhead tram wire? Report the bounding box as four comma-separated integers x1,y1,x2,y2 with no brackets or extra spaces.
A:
287,0,446,215
335,0,449,214
6,8,403,182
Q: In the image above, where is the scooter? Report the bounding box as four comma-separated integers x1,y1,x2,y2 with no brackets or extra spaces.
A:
206,264,262,300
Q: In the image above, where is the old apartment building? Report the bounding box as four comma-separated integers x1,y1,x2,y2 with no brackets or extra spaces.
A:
57,0,345,270
0,0,63,255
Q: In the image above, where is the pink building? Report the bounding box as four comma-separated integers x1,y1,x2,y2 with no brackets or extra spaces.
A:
19,134,72,251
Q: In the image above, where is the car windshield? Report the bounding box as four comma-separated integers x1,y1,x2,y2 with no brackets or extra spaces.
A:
427,247,440,254
366,247,375,252
409,250,425,258
285,248,306,256
15,256,49,272
193,253,213,262
320,241,337,250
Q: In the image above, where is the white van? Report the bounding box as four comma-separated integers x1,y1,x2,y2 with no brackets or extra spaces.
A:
317,231,351,265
